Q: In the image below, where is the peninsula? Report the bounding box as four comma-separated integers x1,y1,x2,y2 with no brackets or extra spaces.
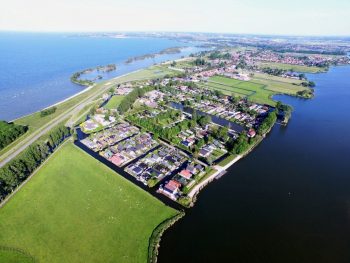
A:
0,36,349,263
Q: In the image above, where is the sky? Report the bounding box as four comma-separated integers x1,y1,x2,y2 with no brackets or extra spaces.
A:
0,0,349,36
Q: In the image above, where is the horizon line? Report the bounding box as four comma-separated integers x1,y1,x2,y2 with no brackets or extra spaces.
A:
1,29,350,39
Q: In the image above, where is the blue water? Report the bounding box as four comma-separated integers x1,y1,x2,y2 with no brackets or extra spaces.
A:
0,32,200,121
159,65,350,263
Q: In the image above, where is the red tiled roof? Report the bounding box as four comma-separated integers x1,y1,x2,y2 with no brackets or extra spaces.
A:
165,180,182,191
179,169,192,179
109,155,124,166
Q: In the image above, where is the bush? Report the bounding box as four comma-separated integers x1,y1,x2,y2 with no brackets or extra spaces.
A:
40,107,57,117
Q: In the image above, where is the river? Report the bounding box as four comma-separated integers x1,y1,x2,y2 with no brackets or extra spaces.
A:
159,65,350,263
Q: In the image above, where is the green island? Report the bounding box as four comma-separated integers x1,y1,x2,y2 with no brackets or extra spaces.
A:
125,47,182,64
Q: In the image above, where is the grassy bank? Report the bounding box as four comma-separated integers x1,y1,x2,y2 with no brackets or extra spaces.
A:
218,154,238,167
148,212,185,263
0,142,177,263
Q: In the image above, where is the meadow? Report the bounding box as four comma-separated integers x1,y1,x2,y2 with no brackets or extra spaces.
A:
207,74,308,105
0,142,177,263
257,62,326,73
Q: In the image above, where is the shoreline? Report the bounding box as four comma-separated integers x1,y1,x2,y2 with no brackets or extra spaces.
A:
10,69,144,123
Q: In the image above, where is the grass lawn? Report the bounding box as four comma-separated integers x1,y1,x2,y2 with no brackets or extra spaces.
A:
104,95,125,110
198,82,253,97
257,62,326,73
208,74,310,106
0,249,34,263
208,76,275,105
0,142,177,263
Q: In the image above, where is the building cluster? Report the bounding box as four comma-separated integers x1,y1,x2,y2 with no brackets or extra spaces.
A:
81,123,138,151
125,145,188,186
101,133,158,167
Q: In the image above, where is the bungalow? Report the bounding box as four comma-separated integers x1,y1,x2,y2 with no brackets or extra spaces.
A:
150,154,161,163
179,169,193,180
199,148,211,158
131,166,143,176
109,154,125,166
162,180,182,199
247,129,256,138
186,164,198,175
195,164,204,172
182,140,191,147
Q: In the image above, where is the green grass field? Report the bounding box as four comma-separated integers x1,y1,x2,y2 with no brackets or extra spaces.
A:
208,76,275,105
104,95,125,110
257,62,326,73
0,142,177,263
207,74,309,106
0,248,34,263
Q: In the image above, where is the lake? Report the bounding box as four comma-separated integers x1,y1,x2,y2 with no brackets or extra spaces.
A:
0,32,201,121
159,65,350,263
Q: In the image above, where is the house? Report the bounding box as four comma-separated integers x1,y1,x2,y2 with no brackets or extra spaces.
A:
150,154,161,163
199,148,211,158
182,140,191,147
247,129,256,138
131,166,143,176
179,169,193,180
195,164,204,171
84,120,99,131
109,154,125,166
186,165,198,175
161,180,182,199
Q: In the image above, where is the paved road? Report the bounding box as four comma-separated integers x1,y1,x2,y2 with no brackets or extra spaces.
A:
0,81,117,168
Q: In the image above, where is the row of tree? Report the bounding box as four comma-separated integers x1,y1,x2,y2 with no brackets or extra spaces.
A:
0,125,71,201
261,67,286,76
0,121,28,150
208,51,231,60
117,86,155,114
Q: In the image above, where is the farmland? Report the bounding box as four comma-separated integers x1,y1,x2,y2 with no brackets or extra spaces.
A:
0,142,177,263
205,74,309,105
257,61,327,73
